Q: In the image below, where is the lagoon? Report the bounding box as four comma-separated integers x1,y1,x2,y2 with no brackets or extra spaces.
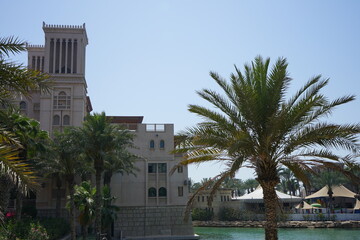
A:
194,227,360,240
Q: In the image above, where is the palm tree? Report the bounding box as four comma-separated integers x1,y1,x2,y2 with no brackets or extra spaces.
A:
0,36,49,220
278,168,300,196
72,181,96,240
81,112,126,239
0,36,49,107
244,179,259,194
103,129,136,187
313,169,346,212
48,128,84,240
174,56,360,240
0,110,49,219
101,185,119,240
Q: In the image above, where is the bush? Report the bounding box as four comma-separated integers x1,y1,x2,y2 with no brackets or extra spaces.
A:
28,222,50,240
0,217,69,240
218,207,241,221
192,208,213,221
39,218,70,240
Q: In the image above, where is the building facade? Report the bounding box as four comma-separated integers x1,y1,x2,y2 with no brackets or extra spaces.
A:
17,23,195,239
23,22,92,135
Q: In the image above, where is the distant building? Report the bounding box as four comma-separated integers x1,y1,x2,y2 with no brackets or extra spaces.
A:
190,189,236,219
14,23,196,239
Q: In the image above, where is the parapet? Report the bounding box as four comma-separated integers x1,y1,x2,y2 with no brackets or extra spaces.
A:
42,21,85,30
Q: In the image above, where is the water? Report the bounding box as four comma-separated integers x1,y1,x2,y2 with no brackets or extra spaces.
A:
194,227,360,240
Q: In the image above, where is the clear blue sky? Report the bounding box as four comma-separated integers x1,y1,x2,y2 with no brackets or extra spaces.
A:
2,0,360,182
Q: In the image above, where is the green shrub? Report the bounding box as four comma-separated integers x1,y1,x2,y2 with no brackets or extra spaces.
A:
303,214,311,221
28,222,50,240
218,207,241,221
39,218,70,240
191,208,213,221
316,213,325,221
277,211,289,222
0,217,69,240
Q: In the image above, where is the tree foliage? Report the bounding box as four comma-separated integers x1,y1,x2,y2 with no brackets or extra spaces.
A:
174,56,360,240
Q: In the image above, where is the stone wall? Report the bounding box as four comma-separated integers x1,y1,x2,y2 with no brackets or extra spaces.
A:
193,220,360,228
114,206,194,238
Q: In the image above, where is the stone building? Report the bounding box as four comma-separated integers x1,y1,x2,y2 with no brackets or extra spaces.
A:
14,23,196,239
190,189,236,220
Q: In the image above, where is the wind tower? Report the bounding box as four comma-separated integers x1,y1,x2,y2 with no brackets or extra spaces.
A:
26,22,92,134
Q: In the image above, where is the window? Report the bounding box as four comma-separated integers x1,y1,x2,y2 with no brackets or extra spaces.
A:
53,115,60,125
177,166,183,173
159,187,167,197
202,196,205,202
149,140,155,149
148,187,156,197
197,196,200,202
221,196,223,202
19,101,27,110
159,140,165,149
158,163,167,173
53,91,71,109
178,186,184,197
63,115,70,125
148,163,157,173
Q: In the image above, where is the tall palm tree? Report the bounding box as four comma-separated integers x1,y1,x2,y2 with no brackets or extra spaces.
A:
278,168,300,196
81,112,126,239
244,179,259,194
48,128,84,240
0,36,49,107
0,110,49,219
0,36,49,220
313,169,346,212
103,129,136,187
174,56,360,240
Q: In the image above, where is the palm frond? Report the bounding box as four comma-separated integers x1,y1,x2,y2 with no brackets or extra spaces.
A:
0,36,26,57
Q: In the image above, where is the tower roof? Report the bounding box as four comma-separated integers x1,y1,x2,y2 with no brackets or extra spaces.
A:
42,22,88,45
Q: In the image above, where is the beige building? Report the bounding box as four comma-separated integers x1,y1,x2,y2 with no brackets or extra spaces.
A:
16,23,196,239
23,22,92,135
190,189,236,219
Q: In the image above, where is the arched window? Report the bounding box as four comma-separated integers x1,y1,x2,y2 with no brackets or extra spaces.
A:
148,187,157,197
63,115,70,125
53,115,60,125
159,140,165,149
19,101,27,110
159,187,167,197
149,140,155,149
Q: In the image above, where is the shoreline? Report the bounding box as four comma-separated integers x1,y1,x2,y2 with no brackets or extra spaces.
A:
192,220,360,228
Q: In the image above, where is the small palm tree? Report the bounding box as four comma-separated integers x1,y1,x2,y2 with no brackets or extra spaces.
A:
101,185,119,240
72,181,96,240
175,56,360,240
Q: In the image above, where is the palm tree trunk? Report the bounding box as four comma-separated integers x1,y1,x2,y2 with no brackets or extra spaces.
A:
0,174,12,219
103,171,112,187
68,178,76,240
83,224,88,240
55,176,62,218
16,191,23,220
261,180,279,240
95,168,102,240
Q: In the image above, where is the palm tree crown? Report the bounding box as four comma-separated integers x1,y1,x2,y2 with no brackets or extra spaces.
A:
176,56,360,240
